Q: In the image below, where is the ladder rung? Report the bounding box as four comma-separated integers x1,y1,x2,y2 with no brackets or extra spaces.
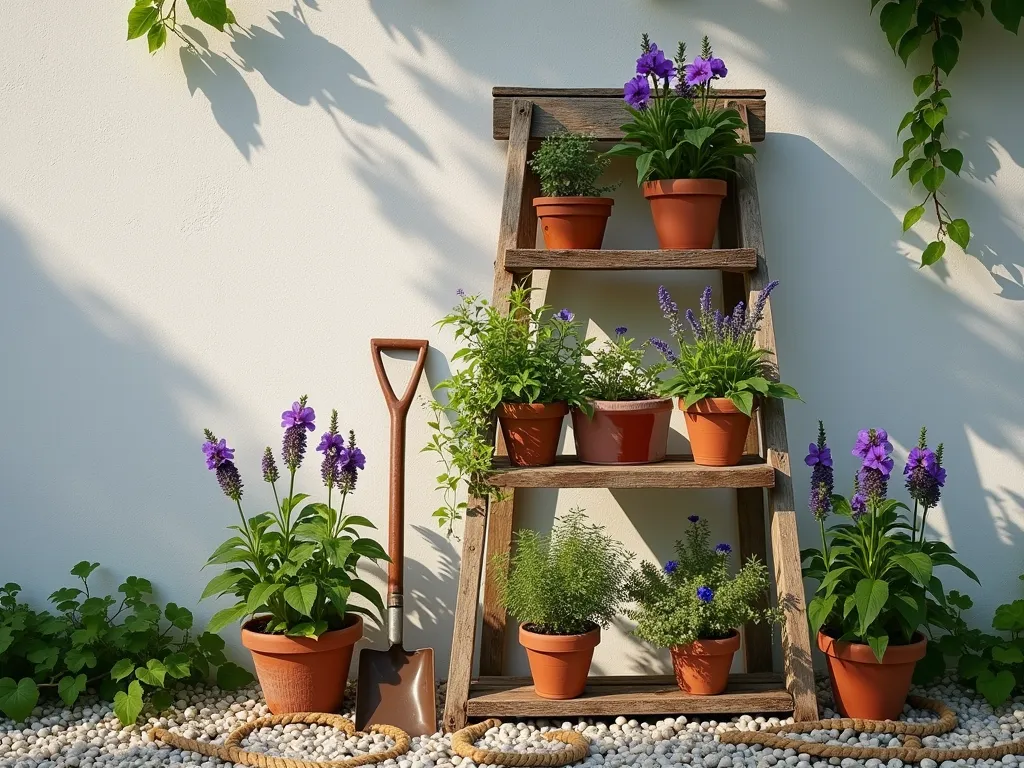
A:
505,248,757,272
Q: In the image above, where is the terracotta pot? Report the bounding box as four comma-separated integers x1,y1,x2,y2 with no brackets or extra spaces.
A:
642,179,727,249
520,624,600,700
497,402,568,467
534,197,614,250
241,615,363,714
681,397,752,467
571,399,672,465
670,630,740,695
818,631,927,720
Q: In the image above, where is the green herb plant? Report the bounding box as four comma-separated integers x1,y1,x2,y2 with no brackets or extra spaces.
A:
492,508,634,636
626,516,778,648
0,563,251,725
127,0,237,54
425,288,590,536
528,132,617,198
582,328,667,402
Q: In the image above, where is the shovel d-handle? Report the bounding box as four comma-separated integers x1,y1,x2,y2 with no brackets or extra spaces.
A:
370,338,429,647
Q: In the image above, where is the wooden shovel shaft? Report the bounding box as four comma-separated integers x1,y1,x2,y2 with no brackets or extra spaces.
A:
369,339,429,607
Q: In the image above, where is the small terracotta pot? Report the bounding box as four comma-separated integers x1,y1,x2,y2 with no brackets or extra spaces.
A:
681,397,752,467
520,624,600,700
670,630,740,695
497,402,567,467
818,631,927,720
534,197,614,250
571,399,672,465
642,179,727,249
241,615,363,714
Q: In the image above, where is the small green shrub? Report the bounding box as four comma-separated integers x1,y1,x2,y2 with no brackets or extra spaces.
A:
626,516,778,647
583,327,667,401
493,508,633,636
0,562,251,724
528,132,616,198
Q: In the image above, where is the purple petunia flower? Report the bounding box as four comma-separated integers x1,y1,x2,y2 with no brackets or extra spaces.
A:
906,438,945,509
650,337,677,363
215,461,243,501
862,443,895,479
853,428,893,460
664,560,678,574
615,326,628,336
709,57,728,78
715,543,732,555
282,401,316,431
636,42,676,80
684,57,714,86
318,429,345,488
624,75,652,110
805,444,832,468
336,432,366,491
317,431,346,455
555,308,575,322
202,438,234,470
696,585,714,603
261,447,279,484
688,514,700,523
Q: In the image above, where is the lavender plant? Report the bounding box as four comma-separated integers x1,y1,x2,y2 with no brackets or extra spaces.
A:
582,327,667,401
607,34,755,185
652,283,799,415
801,424,977,661
626,516,778,648
201,399,388,639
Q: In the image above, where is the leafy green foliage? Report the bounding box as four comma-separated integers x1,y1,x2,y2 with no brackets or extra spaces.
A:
626,517,779,647
493,508,634,636
127,0,236,55
582,331,667,401
425,288,590,535
0,566,250,725
528,132,617,198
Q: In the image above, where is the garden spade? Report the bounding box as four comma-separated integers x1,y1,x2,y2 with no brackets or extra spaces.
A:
356,338,436,736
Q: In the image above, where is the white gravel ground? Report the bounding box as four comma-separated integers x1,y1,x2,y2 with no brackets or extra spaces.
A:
2,676,1024,768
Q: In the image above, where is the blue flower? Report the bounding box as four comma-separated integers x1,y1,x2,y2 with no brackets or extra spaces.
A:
555,308,575,322
697,586,714,603
664,560,678,574
715,543,732,556
615,326,628,336
687,514,700,524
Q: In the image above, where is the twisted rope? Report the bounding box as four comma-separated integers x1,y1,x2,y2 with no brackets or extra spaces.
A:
450,719,590,766
719,695,1024,762
150,712,410,768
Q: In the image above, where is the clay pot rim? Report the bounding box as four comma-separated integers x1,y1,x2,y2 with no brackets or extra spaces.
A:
498,401,569,419
642,179,728,198
519,623,601,652
533,196,615,206
679,396,753,415
241,614,363,654
575,397,673,413
671,628,741,656
818,630,926,664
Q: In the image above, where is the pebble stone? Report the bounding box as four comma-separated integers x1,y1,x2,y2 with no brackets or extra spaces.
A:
1,676,1023,768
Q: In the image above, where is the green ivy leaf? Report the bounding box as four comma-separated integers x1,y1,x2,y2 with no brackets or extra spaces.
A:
113,680,144,725
216,662,255,690
186,0,229,30
110,659,135,682
940,148,964,175
913,73,934,96
992,645,1024,665
959,653,989,679
65,647,96,673
147,21,167,53
922,104,948,130
994,600,1024,632
70,561,101,580
0,678,39,723
127,4,160,40
903,205,925,232
892,156,910,177
909,158,930,185
135,659,167,687
164,603,194,631
948,218,971,249
164,652,191,680
57,675,87,707
923,166,945,193
993,0,1024,32
898,27,923,63
932,35,960,74
976,669,1017,708
921,240,946,267
880,0,917,49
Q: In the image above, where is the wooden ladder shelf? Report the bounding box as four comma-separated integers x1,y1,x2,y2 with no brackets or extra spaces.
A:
441,87,817,733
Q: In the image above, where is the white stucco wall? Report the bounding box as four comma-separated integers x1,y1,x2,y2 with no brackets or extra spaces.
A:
2,0,1023,679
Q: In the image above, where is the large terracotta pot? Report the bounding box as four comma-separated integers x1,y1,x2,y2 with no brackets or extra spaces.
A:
520,624,600,700
818,631,927,720
241,615,363,714
670,630,740,695
681,397,752,467
642,179,727,249
571,399,672,465
534,197,614,250
497,402,567,467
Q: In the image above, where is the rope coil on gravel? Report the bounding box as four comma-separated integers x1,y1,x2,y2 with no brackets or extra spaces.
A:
719,695,1024,762
450,719,590,766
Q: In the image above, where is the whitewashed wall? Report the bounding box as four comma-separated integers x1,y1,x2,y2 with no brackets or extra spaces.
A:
2,0,1023,678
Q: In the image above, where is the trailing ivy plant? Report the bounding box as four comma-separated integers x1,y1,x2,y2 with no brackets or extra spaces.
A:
874,0,1023,266
127,0,237,54
0,562,252,725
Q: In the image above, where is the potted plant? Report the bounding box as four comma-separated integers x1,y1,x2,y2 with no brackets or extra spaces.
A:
528,131,617,250
626,515,778,694
492,508,633,699
200,399,388,714
652,283,799,466
427,287,588,534
802,423,977,720
607,34,755,249
572,326,671,464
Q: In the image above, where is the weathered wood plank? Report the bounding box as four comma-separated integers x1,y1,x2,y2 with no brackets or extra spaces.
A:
489,455,775,489
731,103,817,722
479,495,514,677
466,673,792,717
493,90,766,142
494,87,767,99
506,248,757,273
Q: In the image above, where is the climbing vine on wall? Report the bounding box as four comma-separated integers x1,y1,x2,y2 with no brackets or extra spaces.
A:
873,0,1023,266
127,0,236,53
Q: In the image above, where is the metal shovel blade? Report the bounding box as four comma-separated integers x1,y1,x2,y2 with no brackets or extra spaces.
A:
355,644,436,735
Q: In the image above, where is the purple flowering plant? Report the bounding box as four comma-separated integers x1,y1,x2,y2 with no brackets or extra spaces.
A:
801,424,977,662
626,517,778,648
200,398,388,639
582,327,668,401
653,283,800,415
608,34,755,185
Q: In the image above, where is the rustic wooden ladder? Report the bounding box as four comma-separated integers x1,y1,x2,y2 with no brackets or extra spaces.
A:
441,87,818,733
